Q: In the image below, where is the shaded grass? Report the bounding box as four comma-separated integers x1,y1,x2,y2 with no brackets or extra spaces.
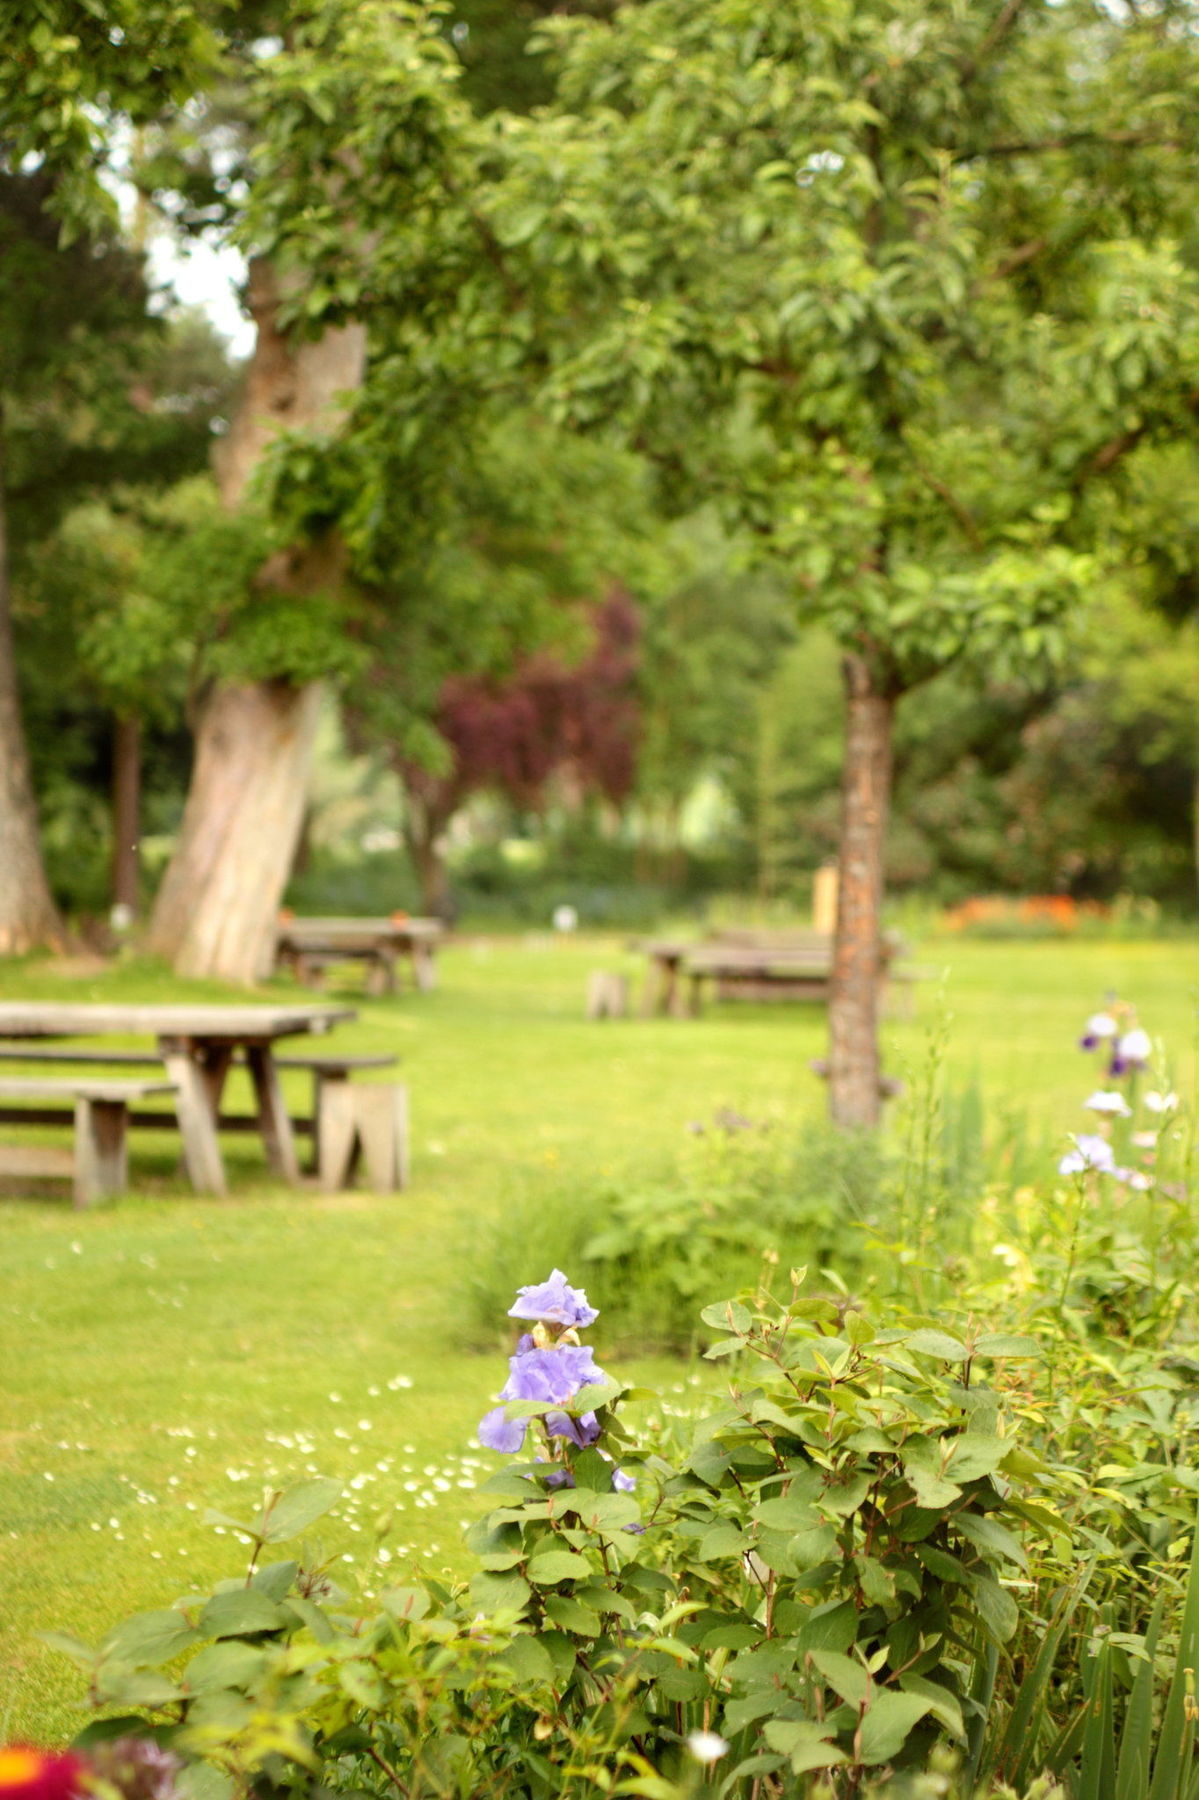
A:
2,930,1197,1742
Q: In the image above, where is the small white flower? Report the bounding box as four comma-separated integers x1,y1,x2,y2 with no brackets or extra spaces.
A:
1085,1091,1131,1117
1060,1134,1116,1176
1086,1012,1119,1039
1145,1091,1178,1114
1119,1027,1152,1062
687,1732,730,1765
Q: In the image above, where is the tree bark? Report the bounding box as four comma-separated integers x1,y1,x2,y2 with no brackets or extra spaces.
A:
0,404,66,954
827,653,895,1129
148,259,366,981
149,680,324,980
111,713,141,917
403,790,453,919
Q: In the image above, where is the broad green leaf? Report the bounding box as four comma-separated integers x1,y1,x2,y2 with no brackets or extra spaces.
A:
501,1634,556,1686
973,1334,1041,1358
968,1574,1019,1644
200,1590,288,1640
184,1640,268,1695
858,1691,934,1765
699,1300,753,1334
469,1570,531,1615
810,1648,869,1708
339,1658,387,1710
899,1673,965,1740
945,1436,1010,1482
259,1478,343,1544
38,1631,95,1669
904,1330,969,1361
527,1549,593,1583
955,1510,1028,1570
763,1720,847,1773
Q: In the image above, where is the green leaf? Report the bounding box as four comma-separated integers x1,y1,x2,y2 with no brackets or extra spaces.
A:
469,1570,531,1615
184,1641,268,1695
968,1574,1019,1644
260,1478,343,1543
899,1674,965,1740
755,1495,819,1532
501,1634,556,1686
810,1649,869,1709
763,1720,847,1773
100,1612,198,1663
858,1691,934,1765
973,1333,1041,1358
945,1436,1011,1482
339,1658,387,1710
380,1586,430,1623
250,1560,298,1600
527,1549,593,1583
544,1594,601,1634
38,1631,95,1669
199,1590,288,1640
699,1300,753,1334
955,1510,1028,1570
904,1330,969,1361
95,1664,183,1708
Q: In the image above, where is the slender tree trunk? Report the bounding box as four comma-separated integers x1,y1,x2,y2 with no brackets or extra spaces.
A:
148,259,365,981
111,713,141,918
827,653,895,1129
403,799,452,919
0,407,66,954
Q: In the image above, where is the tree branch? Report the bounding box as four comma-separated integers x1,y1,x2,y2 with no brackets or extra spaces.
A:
959,0,1029,84
901,438,983,550
955,128,1177,163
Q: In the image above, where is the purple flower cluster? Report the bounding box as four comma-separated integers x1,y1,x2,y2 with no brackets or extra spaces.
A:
478,1343,607,1453
1078,1004,1152,1077
477,1273,636,1493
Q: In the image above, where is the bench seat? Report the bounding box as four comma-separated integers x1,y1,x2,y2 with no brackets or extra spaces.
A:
0,1077,178,1208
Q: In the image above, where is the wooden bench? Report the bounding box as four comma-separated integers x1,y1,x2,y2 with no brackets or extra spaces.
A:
0,1077,178,1207
0,1046,399,1185
274,918,442,996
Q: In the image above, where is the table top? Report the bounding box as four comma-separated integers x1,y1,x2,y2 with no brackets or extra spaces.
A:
0,1003,355,1041
276,917,443,946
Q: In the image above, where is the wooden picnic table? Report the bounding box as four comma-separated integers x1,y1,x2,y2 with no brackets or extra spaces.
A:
274,917,443,995
0,1003,354,1198
635,929,914,1016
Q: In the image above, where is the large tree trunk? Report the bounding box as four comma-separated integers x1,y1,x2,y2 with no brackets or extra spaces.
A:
827,653,895,1130
111,713,141,920
149,681,324,980
148,260,365,981
0,408,66,954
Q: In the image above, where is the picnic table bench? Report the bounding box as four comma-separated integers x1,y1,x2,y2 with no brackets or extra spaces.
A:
274,916,442,996
637,928,917,1016
0,1076,179,1207
0,1004,356,1198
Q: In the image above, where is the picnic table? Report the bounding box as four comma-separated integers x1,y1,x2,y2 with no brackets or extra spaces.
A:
636,929,915,1016
0,1003,353,1198
274,916,443,995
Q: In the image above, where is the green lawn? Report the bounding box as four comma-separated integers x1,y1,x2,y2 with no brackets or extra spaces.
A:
2,929,1196,1743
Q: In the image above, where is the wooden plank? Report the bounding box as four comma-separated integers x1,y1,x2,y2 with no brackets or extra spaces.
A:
0,1078,176,1101
0,1046,162,1067
0,1003,355,1038
0,1143,75,1180
275,1053,396,1072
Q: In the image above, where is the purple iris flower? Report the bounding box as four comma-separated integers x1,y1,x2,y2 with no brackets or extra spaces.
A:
509,1270,599,1330
477,1343,608,1454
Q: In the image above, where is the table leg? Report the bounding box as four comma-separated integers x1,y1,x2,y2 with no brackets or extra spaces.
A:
245,1044,301,1184
413,944,435,992
160,1037,228,1197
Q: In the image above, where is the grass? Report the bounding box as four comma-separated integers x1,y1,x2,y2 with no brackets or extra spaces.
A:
2,927,1197,1744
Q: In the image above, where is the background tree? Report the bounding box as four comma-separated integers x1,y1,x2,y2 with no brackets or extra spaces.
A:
258,0,1199,1123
